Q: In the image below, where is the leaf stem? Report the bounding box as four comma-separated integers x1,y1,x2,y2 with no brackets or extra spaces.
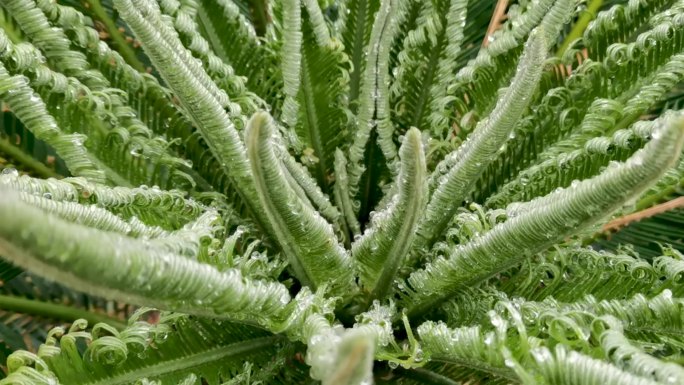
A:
0,136,60,179
0,294,126,329
602,196,684,233
86,0,146,72
483,0,509,47
556,0,603,57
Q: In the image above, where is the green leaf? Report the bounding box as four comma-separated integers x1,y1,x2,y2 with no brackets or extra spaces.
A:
280,0,303,128
486,119,654,208
345,0,400,211
448,0,564,118
0,172,204,230
1,315,284,385
0,63,106,183
424,0,469,138
353,127,427,301
419,289,684,385
195,0,259,76
414,27,547,251
0,6,198,190
582,0,675,61
244,111,354,295
391,0,469,136
113,0,270,229
402,111,684,319
293,6,351,190
0,188,290,322
477,7,684,202
160,0,261,120
340,0,381,105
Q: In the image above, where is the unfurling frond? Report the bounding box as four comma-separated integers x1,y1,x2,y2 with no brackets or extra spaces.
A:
0,62,105,183
346,0,400,197
334,148,362,236
478,6,684,202
300,299,394,385
280,0,303,129
353,127,427,301
486,120,655,208
415,27,547,251
450,0,573,117
498,246,684,302
244,111,354,296
0,315,283,385
404,112,684,318
0,189,290,321
278,146,346,237
113,0,267,226
0,172,204,229
419,289,684,385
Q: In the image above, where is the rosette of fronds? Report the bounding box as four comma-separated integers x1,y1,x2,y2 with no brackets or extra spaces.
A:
1,0,684,384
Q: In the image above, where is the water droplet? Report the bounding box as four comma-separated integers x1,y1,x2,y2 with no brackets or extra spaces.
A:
155,331,169,343
414,348,424,362
1,168,18,176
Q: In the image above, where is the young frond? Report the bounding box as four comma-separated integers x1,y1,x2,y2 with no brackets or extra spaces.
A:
419,290,684,385
0,314,283,385
0,188,290,321
353,127,426,301
244,111,354,296
113,0,267,226
403,112,684,318
415,27,547,251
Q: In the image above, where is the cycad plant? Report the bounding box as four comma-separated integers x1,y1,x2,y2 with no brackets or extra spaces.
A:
2,0,684,383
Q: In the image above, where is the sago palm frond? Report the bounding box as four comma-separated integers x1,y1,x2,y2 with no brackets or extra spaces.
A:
1,0,684,384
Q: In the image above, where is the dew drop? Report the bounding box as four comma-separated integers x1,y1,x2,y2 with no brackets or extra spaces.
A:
1,168,18,176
